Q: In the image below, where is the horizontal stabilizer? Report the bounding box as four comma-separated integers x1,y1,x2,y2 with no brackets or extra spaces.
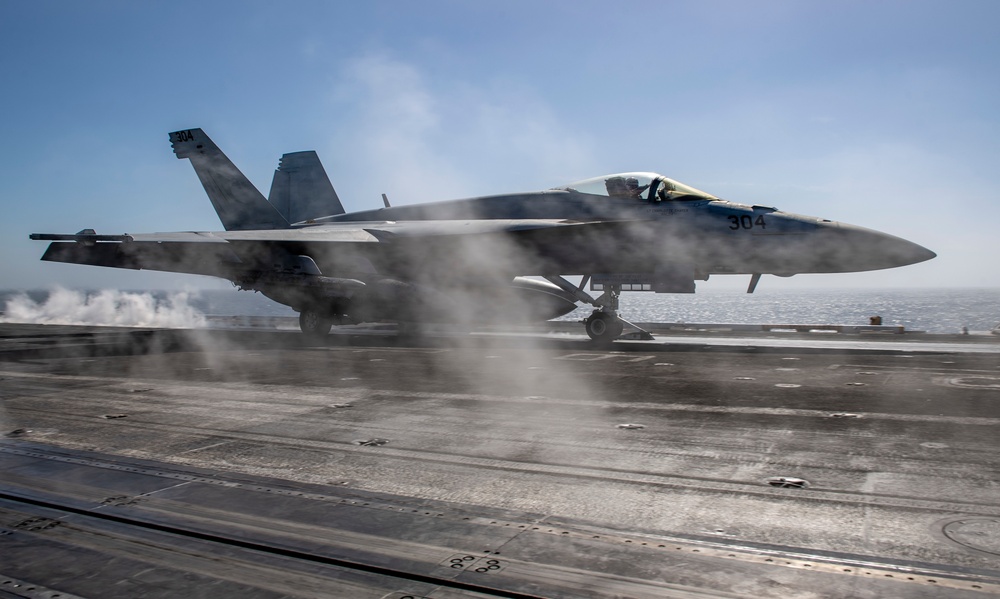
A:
268,151,345,223
31,232,133,243
169,128,290,231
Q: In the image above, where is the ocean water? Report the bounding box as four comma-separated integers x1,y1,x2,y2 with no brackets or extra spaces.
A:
598,288,1000,334
1,287,997,334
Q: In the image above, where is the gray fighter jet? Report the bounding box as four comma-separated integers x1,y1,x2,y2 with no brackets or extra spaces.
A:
32,128,935,342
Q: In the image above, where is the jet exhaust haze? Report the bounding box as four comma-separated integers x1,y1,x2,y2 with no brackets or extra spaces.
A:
10,121,977,599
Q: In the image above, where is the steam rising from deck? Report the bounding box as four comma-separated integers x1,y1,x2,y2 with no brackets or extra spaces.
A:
0,287,207,328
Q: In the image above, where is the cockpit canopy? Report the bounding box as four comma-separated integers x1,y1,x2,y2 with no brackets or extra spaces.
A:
553,172,717,202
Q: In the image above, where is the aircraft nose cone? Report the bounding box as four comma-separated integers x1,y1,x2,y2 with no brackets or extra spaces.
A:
907,243,937,264
833,222,936,271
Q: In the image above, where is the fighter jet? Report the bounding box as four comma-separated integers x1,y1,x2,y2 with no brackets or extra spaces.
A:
31,128,935,342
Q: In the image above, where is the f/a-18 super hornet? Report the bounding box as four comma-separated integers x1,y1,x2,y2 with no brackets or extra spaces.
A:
32,128,935,342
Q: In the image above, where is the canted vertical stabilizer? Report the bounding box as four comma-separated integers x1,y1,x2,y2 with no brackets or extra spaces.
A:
268,151,345,223
169,128,290,231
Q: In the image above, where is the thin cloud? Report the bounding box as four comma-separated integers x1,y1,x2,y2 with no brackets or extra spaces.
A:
329,54,599,207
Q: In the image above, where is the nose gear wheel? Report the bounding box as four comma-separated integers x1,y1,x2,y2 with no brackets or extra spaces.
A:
585,311,625,342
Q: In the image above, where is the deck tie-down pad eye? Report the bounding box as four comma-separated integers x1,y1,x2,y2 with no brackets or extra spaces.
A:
439,554,507,573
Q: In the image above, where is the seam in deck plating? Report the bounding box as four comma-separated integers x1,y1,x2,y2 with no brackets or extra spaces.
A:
0,489,546,599
2,444,999,594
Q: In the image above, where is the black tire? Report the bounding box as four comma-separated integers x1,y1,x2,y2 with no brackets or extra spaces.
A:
585,312,623,343
299,310,332,340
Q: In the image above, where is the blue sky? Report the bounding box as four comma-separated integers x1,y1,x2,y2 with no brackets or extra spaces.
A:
2,1,997,290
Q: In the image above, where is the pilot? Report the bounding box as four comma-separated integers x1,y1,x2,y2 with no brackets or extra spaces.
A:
624,177,649,198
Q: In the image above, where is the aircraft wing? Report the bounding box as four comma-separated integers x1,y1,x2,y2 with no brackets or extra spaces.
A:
31,219,600,279
34,231,245,278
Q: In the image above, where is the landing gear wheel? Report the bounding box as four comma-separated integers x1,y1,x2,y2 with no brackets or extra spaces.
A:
585,312,624,343
299,309,332,340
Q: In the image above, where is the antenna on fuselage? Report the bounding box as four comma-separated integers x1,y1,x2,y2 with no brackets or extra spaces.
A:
381,193,391,208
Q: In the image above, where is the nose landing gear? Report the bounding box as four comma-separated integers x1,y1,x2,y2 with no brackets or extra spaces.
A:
543,276,654,343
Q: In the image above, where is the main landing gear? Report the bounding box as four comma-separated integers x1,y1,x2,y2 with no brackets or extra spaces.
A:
543,276,653,343
298,309,333,340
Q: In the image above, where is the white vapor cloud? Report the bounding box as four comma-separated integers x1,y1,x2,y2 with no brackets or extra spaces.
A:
0,287,207,328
